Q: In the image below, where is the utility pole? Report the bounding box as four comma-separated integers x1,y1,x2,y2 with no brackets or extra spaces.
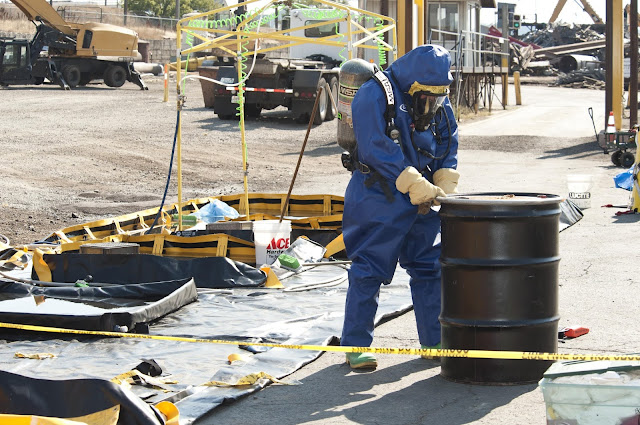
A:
381,0,389,67
631,0,638,128
606,0,623,131
501,4,509,108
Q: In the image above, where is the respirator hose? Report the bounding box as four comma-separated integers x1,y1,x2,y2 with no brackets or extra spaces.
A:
411,107,452,162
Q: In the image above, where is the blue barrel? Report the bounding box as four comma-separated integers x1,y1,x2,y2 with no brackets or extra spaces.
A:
438,193,561,384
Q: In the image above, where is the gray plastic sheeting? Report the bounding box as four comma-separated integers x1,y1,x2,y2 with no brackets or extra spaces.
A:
0,264,413,424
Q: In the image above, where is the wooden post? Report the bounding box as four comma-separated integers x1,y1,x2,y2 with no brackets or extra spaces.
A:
630,0,638,128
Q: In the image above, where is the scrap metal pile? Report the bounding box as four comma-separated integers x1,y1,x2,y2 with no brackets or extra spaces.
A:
514,23,606,89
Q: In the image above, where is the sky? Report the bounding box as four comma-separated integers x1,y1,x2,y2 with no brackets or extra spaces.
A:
480,0,610,27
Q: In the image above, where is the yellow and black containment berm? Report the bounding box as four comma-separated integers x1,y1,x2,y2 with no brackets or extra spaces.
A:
438,193,562,384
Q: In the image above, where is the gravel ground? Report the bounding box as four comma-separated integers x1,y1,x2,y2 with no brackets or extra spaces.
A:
0,75,345,245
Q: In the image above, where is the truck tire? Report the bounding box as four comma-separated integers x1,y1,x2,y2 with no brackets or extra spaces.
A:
104,65,127,88
79,74,93,86
245,104,262,118
313,78,328,125
325,76,338,121
62,65,81,88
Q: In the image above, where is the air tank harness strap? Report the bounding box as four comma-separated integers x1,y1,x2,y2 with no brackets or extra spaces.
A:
371,66,401,147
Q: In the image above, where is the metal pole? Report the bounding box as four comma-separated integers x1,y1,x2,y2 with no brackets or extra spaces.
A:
606,0,613,130
630,0,638,128
613,0,624,131
124,0,128,25
381,0,389,67
176,0,180,21
405,0,413,53
501,4,509,108
416,0,424,46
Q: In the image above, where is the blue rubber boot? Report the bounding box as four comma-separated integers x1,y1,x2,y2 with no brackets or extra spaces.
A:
421,342,441,360
346,352,377,369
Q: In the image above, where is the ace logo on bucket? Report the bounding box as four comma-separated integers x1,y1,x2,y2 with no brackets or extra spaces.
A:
266,237,290,262
253,220,292,265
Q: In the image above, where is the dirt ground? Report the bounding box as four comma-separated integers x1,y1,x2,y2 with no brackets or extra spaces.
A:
0,75,345,245
0,74,585,247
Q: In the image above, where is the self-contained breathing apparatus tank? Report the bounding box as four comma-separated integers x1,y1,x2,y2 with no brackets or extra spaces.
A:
337,58,375,153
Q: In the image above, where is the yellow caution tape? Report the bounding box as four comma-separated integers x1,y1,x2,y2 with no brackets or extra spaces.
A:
1,321,637,362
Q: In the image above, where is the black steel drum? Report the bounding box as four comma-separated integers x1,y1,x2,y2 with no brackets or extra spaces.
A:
438,193,562,384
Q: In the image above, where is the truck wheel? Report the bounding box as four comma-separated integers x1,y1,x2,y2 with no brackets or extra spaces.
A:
104,65,127,88
325,76,338,121
79,74,92,86
244,104,262,118
62,65,81,88
314,78,328,125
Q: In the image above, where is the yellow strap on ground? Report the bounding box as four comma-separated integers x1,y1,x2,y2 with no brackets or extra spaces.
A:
111,370,177,392
0,321,638,362
15,352,55,360
0,250,28,269
202,371,292,387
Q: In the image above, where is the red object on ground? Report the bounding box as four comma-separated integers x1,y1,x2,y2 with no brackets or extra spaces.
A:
559,326,590,339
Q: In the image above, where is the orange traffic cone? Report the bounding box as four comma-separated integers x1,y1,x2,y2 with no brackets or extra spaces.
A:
606,111,616,143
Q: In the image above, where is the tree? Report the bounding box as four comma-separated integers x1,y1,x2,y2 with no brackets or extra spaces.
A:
125,0,223,18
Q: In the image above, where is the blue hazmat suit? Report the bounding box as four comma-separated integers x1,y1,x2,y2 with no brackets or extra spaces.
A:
341,45,459,349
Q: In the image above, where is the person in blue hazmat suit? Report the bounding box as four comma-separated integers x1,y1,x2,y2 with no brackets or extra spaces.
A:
341,44,460,369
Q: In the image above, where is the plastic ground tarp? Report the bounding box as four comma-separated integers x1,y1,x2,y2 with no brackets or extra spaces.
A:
0,263,413,424
0,199,583,423
0,277,197,332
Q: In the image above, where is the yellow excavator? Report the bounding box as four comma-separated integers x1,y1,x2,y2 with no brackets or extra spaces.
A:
0,0,147,89
550,0,603,24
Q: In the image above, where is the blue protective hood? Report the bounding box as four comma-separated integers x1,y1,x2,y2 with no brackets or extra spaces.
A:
388,44,453,93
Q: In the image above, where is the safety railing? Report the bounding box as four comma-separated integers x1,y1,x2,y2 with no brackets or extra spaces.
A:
428,28,509,73
428,28,511,114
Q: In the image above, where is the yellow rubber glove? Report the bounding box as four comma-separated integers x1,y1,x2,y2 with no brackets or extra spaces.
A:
432,168,460,206
396,166,446,206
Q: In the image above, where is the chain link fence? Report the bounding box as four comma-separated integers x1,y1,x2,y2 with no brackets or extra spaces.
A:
0,2,178,34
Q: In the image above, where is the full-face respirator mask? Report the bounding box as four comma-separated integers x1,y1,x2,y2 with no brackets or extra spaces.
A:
408,82,449,132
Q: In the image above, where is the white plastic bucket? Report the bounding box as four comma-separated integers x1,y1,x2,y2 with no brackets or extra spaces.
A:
253,220,292,266
567,174,593,209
